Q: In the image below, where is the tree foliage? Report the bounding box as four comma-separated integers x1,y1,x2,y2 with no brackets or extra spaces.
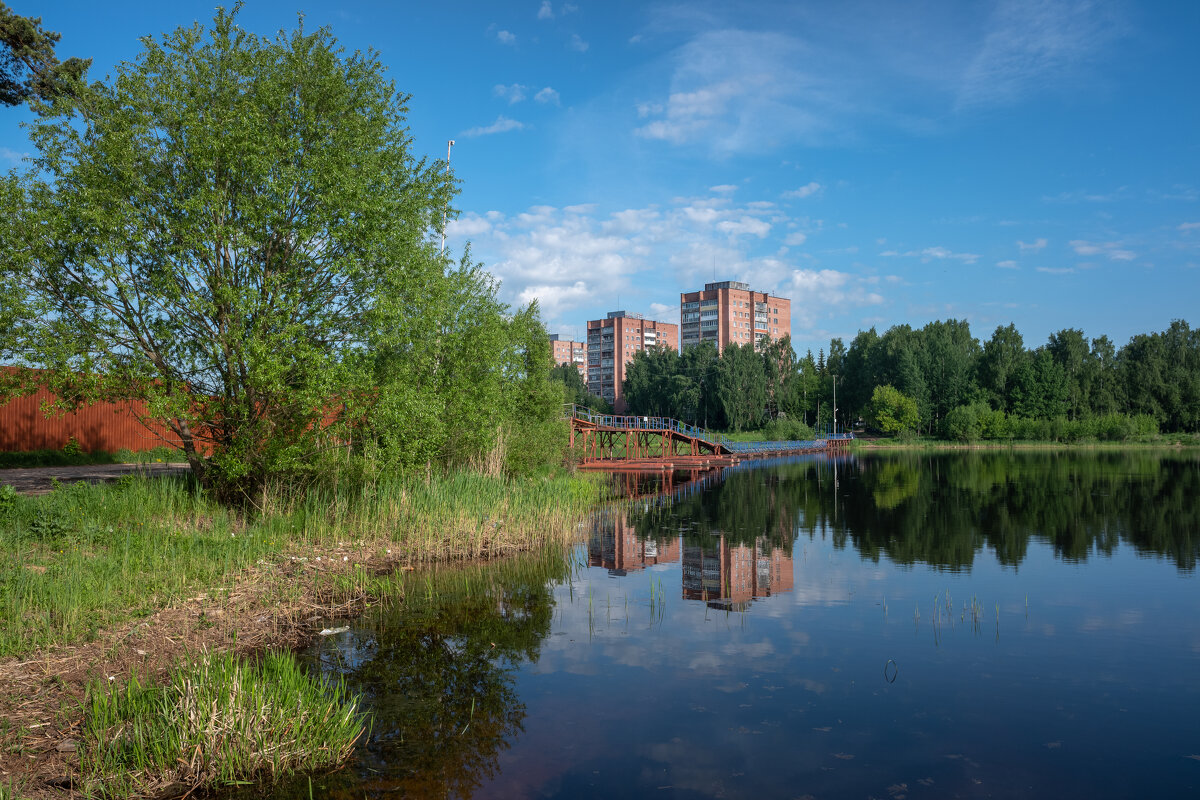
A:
549,363,611,414
0,2,89,106
2,9,563,502
866,384,918,435
827,317,1199,437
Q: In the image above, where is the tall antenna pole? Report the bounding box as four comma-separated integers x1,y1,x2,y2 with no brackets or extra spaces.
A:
440,139,455,256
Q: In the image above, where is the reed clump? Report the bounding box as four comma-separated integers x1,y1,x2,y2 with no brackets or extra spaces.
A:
81,650,365,798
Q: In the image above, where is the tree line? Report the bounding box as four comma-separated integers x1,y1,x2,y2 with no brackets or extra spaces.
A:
618,319,1199,439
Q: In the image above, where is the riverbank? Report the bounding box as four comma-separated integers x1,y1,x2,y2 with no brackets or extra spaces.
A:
850,434,1200,450
0,469,606,798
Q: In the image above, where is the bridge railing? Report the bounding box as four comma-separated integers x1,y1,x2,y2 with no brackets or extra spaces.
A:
563,404,854,452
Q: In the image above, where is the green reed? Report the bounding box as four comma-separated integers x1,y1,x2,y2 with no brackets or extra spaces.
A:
81,650,365,797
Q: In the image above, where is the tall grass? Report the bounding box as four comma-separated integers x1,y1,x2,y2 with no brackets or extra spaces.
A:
0,470,605,656
81,650,365,797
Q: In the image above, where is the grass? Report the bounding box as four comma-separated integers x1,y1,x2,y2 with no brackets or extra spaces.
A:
81,650,365,798
0,445,188,469
0,469,606,658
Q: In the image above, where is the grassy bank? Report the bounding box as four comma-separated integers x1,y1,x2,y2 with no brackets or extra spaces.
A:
852,433,1200,450
0,468,606,797
0,469,604,657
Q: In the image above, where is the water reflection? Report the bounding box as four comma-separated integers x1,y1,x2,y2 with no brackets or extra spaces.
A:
247,552,569,799
614,450,1200,574
247,450,1200,800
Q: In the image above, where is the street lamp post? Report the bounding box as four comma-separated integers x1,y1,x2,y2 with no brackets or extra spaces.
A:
440,139,455,256
832,374,838,437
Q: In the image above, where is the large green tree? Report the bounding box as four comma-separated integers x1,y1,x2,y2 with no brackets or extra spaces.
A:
3,10,552,501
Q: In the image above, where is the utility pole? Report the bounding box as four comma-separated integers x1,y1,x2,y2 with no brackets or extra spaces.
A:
440,139,455,256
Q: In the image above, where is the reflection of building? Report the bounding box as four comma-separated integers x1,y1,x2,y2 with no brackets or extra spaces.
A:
585,311,679,412
549,334,587,379
681,535,793,610
588,516,680,576
679,280,791,354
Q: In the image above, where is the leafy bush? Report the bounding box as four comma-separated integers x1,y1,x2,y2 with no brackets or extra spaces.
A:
761,417,816,441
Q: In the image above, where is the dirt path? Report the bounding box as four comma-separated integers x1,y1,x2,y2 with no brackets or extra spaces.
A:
0,462,192,494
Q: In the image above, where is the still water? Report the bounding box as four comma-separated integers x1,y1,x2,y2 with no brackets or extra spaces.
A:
269,451,1200,799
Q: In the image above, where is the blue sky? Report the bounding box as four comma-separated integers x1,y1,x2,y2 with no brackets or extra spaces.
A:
4,1,1199,351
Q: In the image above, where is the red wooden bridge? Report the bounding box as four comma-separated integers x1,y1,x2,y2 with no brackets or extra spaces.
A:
565,404,853,469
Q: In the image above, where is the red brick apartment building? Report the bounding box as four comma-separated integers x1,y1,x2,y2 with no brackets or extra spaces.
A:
585,311,678,412
587,516,681,576
681,536,794,611
679,280,791,353
549,334,587,379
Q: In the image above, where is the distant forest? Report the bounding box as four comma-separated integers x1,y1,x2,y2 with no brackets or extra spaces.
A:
605,318,1199,439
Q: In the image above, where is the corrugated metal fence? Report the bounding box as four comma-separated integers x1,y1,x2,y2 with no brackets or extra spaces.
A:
0,375,182,453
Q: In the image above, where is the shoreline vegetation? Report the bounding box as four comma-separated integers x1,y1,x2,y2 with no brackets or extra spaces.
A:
0,469,606,798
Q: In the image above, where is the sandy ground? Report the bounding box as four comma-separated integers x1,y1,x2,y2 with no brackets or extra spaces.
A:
0,462,192,494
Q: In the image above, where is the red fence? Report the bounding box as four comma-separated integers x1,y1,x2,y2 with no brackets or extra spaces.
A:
0,374,182,453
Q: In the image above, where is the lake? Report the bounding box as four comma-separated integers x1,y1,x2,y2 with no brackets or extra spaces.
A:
257,451,1200,799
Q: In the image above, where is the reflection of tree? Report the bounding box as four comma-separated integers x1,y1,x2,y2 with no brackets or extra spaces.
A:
278,551,568,799
621,452,1200,572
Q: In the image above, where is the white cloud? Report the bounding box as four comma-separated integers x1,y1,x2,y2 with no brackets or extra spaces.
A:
786,269,884,327
446,196,883,333
569,33,589,52
782,182,822,200
1070,239,1136,260
0,146,28,165
519,281,591,318
709,184,738,194
1037,266,1076,275
715,216,770,237
996,259,1018,269
957,0,1123,108
496,29,516,45
635,101,663,118
883,246,979,264
649,302,680,326
537,1,553,20
446,213,493,237
534,86,561,105
493,83,527,104
462,115,527,137
1017,237,1047,252
1178,222,1200,232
